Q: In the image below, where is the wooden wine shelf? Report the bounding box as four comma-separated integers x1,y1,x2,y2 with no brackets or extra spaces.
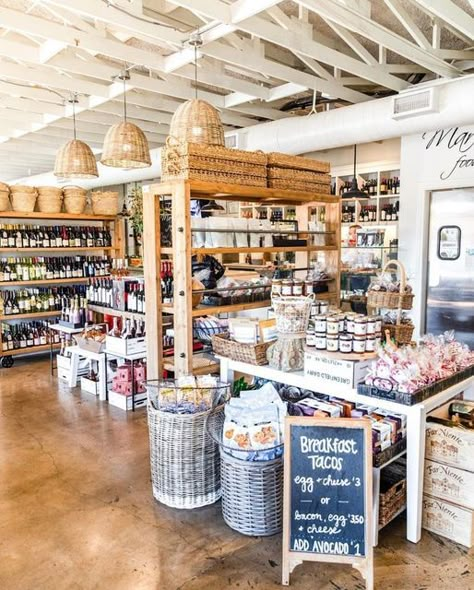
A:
88,304,145,321
1,343,61,356
161,245,338,255
0,277,94,287
0,211,116,221
0,247,114,253
162,299,271,317
0,310,62,321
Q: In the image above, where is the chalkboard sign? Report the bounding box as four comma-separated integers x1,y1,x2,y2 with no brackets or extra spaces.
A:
282,417,373,589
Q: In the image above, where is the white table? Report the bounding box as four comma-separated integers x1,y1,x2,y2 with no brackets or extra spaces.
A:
219,357,474,544
67,345,107,401
48,323,83,375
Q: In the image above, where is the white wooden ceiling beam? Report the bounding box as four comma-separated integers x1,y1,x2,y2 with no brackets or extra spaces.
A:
383,0,431,50
230,0,283,23
322,19,378,65
295,0,462,79
412,0,474,41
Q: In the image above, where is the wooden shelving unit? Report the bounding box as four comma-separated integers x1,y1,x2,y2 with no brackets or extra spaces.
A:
142,180,341,379
1,343,61,356
87,304,145,322
0,211,125,361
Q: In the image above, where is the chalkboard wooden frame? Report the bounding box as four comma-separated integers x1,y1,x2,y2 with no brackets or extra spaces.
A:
282,417,373,589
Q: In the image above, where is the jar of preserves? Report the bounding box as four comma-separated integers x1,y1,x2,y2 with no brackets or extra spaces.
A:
365,335,376,352
314,314,327,333
306,329,315,347
281,279,293,297
346,314,356,334
353,316,367,336
271,279,282,297
326,334,339,352
353,335,366,354
319,301,329,314
366,317,376,335
315,332,327,350
374,316,382,333
338,314,346,333
304,279,314,296
339,334,353,353
326,316,339,335
293,279,303,296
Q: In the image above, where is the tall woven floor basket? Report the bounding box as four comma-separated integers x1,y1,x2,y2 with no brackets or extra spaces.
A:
147,400,222,509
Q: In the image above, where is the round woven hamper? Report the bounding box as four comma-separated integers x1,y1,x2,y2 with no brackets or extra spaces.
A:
220,452,284,536
63,186,87,214
147,401,222,509
0,182,10,211
37,187,63,213
91,191,119,216
10,185,37,213
169,99,225,146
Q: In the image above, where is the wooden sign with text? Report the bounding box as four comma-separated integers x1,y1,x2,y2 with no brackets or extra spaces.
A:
282,417,373,589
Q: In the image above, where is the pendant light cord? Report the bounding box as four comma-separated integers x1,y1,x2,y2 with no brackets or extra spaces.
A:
123,74,127,122
194,43,198,99
70,93,77,141
353,144,357,178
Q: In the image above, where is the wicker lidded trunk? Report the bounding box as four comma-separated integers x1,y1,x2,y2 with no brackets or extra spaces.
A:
266,152,332,193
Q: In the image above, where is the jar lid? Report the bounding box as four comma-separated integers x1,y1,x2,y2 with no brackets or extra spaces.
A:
327,316,339,322
293,279,303,284
282,279,293,283
340,334,353,341
353,335,366,340
327,334,339,339
306,329,315,334
354,316,367,323
314,314,327,320
272,278,282,283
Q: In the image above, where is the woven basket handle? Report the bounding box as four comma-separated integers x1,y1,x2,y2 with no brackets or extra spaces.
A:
381,259,407,293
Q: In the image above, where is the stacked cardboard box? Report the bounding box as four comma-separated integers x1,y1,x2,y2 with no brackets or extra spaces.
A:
111,362,147,396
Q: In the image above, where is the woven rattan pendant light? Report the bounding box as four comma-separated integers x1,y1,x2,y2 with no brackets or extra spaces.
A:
168,33,225,146
101,70,151,168
54,94,98,179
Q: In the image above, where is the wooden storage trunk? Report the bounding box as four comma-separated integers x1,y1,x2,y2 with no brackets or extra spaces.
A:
161,141,267,187
424,459,474,510
423,494,474,547
426,402,474,473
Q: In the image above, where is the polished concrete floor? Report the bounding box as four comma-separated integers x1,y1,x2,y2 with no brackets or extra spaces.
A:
1,357,473,590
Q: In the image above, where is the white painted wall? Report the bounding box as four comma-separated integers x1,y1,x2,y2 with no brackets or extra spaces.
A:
399,125,474,337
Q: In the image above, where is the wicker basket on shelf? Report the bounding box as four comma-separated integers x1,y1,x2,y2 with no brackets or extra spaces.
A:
10,185,37,213
90,191,119,215
271,295,314,333
169,99,225,146
383,322,414,345
379,460,406,528
63,186,88,214
37,187,63,213
161,138,267,187
212,332,271,365
0,182,10,211
367,260,414,310
267,152,331,173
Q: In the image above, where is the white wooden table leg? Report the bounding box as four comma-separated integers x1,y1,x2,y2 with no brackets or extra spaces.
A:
98,354,107,401
406,405,426,543
220,358,234,385
372,467,381,547
463,378,474,401
68,351,79,389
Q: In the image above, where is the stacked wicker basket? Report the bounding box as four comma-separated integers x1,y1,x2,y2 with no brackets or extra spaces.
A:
267,152,331,194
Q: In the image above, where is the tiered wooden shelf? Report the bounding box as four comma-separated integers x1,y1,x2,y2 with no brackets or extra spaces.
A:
142,180,341,379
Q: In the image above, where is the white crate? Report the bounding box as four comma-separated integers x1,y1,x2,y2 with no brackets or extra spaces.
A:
57,354,71,370
108,389,147,411
304,350,370,393
426,403,474,473
105,335,146,356
424,459,474,510
423,494,474,548
80,377,99,396
57,357,88,382
58,368,71,382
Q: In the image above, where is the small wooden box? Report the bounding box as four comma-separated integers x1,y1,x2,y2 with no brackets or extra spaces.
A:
426,403,474,472
424,459,474,510
423,494,474,548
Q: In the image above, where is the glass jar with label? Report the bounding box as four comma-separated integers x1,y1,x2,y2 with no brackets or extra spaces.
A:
346,314,355,334
326,334,339,352
304,279,314,296
271,279,282,297
306,329,315,347
293,279,303,296
338,315,346,333
366,317,376,335
365,335,376,352
326,316,339,335
374,316,382,333
281,279,293,297
315,332,327,350
353,316,368,336
375,332,382,346
314,314,327,333
311,302,319,317
339,334,352,353
319,301,329,314
353,335,366,354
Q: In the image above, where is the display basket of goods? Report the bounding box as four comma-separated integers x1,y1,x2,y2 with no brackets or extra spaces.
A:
266,152,331,193
37,186,63,214
358,332,474,405
74,326,106,353
90,191,119,216
10,185,37,213
0,182,10,211
272,295,314,333
212,332,271,366
366,260,414,310
63,186,87,214
206,383,286,536
379,459,406,528
382,314,414,345
161,137,267,187
168,99,225,146
146,376,230,509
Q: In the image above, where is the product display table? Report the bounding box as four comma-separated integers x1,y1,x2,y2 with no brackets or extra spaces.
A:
67,345,107,401
219,356,474,544
48,324,83,375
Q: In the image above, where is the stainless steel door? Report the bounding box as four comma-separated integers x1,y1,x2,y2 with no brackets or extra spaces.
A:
426,188,474,348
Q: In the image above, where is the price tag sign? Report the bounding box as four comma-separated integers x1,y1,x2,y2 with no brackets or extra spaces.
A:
282,418,373,589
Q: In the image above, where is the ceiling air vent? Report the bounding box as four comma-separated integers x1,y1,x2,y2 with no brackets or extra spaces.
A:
392,87,439,120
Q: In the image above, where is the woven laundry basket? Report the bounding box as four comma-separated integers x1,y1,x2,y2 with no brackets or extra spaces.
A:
37,186,63,213
206,407,284,536
10,185,37,213
146,380,229,509
91,191,119,215
63,186,87,214
169,99,225,146
0,182,10,211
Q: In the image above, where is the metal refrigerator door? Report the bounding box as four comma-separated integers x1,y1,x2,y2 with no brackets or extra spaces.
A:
426,188,474,348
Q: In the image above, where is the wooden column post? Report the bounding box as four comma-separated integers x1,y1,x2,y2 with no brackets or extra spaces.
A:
171,181,193,376
142,186,163,380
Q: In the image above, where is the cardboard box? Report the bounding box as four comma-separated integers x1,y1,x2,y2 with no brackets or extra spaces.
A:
304,350,370,394
423,494,474,548
108,390,147,411
424,459,474,510
105,335,146,356
80,376,99,396
426,402,474,473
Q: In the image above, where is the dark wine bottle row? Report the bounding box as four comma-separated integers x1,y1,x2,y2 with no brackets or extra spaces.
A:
0,256,111,282
0,224,112,249
0,286,87,316
1,320,57,352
